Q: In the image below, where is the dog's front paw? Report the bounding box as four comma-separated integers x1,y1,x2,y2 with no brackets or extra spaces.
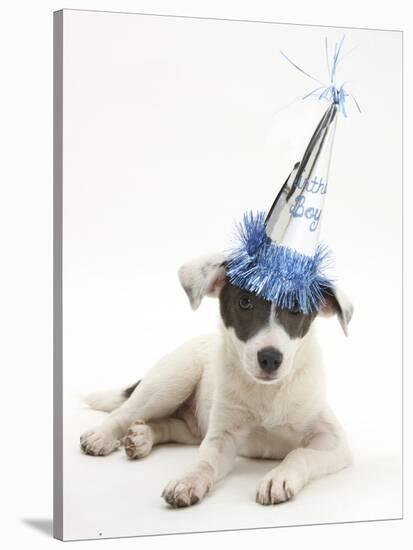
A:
123,421,153,459
256,467,305,505
162,472,210,508
80,430,120,456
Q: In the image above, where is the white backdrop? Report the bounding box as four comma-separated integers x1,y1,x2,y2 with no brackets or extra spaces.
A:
1,1,411,549
60,10,402,541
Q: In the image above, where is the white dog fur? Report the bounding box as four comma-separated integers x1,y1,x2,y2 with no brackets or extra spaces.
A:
80,252,353,507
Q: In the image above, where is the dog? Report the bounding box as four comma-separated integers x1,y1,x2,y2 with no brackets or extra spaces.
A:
80,251,353,507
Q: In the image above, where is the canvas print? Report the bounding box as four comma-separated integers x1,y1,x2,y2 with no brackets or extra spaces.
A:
53,9,403,541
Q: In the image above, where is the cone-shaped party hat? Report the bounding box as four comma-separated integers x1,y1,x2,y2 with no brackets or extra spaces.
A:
226,37,359,314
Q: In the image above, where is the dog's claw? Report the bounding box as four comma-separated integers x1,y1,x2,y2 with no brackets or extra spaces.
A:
80,430,120,456
123,421,153,459
256,468,303,505
162,474,209,508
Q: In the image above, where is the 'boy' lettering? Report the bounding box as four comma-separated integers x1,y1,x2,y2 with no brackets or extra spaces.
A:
289,195,322,232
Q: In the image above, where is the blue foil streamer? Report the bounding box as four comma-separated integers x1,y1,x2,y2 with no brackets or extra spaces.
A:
281,35,361,117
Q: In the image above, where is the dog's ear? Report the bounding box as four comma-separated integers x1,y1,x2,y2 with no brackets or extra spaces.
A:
178,253,227,310
319,286,354,336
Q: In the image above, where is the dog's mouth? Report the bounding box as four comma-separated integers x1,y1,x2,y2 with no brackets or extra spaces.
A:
253,372,278,383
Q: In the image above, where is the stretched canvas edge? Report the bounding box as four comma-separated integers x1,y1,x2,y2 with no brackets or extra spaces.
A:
53,9,64,542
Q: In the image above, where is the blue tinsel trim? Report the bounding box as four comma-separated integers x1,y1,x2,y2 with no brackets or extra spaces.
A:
226,211,334,314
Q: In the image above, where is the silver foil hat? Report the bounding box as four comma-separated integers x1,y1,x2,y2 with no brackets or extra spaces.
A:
226,38,358,313
265,103,338,257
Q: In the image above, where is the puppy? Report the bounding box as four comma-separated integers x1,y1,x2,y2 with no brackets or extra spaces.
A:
80,252,353,507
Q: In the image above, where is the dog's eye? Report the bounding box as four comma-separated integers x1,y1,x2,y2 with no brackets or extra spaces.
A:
288,303,301,315
239,296,253,311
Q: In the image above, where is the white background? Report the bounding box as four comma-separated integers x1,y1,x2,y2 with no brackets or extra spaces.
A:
0,1,411,549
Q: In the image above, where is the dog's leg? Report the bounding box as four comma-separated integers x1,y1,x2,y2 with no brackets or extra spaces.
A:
80,337,205,456
162,417,239,508
256,422,352,505
123,417,202,459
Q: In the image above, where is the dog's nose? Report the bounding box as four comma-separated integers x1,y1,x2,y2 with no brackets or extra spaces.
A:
257,347,283,373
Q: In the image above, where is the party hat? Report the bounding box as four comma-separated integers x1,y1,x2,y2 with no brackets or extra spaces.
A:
226,37,358,314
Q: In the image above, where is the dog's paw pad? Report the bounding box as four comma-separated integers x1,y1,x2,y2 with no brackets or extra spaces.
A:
162,474,209,508
80,430,120,456
123,421,153,459
256,469,303,505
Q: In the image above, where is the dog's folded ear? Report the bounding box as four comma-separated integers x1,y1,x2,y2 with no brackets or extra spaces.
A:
319,286,354,336
178,253,227,310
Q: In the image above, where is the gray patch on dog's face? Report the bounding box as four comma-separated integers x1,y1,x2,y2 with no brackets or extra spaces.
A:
275,308,317,339
219,281,317,342
219,282,271,342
